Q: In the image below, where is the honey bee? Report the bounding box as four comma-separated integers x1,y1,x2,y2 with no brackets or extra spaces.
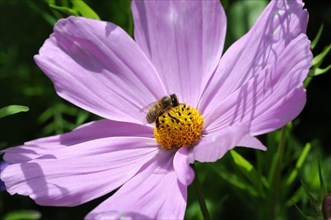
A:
146,94,179,125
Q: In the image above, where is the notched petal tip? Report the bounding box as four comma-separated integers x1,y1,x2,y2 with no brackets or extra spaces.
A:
132,0,227,106
237,135,267,151
200,0,310,120
34,14,166,123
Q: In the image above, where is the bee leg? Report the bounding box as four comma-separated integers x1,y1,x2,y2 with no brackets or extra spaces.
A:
167,112,180,123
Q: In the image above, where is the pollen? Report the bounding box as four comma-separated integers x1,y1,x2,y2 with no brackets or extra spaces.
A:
154,104,204,150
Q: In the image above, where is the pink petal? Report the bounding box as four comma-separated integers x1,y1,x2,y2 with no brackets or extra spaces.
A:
192,124,249,162
86,151,186,220
205,34,312,135
1,137,160,206
173,147,195,186
35,16,166,123
237,135,267,151
0,161,8,190
132,0,226,106
3,119,153,164
199,0,309,115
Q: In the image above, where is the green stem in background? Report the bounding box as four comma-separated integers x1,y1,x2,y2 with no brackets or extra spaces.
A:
270,127,287,220
192,164,211,220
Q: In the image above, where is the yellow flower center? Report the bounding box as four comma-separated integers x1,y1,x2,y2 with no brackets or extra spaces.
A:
154,104,204,150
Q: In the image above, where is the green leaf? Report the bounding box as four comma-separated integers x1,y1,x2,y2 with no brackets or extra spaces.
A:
267,135,281,182
312,44,331,67
318,157,328,198
304,76,313,88
311,24,324,50
286,143,311,186
301,180,318,206
27,1,57,25
72,0,100,20
44,0,56,5
37,107,53,124
230,150,253,171
4,210,41,220
286,186,304,207
293,204,316,220
76,110,90,125
228,0,267,40
49,4,78,16
0,105,29,118
309,64,331,77
230,150,266,196
213,167,259,197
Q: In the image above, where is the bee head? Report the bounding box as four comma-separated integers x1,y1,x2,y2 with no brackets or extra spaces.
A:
170,94,179,106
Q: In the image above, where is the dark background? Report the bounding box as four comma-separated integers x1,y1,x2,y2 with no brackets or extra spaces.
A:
1,0,330,219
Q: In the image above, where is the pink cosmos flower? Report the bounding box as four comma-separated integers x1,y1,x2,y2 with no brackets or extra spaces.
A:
1,0,312,219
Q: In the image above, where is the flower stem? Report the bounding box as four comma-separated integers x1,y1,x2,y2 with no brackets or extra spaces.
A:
270,126,287,220
192,164,210,220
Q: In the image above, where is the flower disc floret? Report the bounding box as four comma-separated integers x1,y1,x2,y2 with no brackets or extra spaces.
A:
154,104,204,149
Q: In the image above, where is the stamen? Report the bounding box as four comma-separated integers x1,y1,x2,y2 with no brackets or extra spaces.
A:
154,104,204,149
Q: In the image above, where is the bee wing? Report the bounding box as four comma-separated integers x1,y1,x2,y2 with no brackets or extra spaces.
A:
139,101,158,113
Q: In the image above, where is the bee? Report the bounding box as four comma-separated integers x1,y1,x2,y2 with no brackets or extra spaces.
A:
146,94,179,125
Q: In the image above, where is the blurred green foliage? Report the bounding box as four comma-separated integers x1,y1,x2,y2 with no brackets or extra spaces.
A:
0,105,29,119
3,210,41,220
1,0,330,220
